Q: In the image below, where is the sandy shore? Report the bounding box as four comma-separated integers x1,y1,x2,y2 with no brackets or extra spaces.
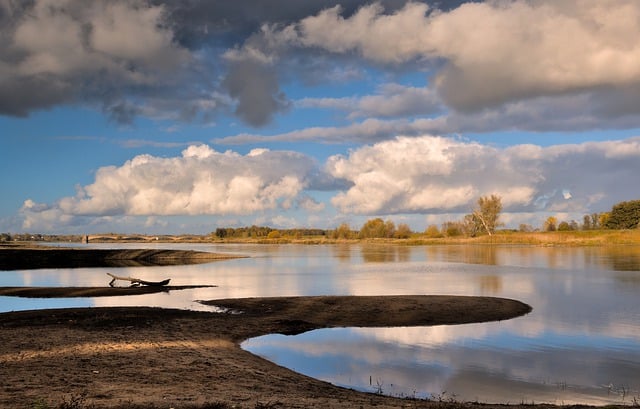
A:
0,296,534,409
0,245,555,409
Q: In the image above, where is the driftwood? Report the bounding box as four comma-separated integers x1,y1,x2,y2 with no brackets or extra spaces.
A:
107,272,171,287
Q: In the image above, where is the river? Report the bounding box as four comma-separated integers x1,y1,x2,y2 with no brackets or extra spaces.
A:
1,243,639,405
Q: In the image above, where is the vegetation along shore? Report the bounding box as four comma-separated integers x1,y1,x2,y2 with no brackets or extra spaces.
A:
3,197,639,247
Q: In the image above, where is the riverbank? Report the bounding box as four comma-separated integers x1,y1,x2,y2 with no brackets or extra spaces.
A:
0,244,245,270
0,296,533,409
0,285,217,298
6,228,640,247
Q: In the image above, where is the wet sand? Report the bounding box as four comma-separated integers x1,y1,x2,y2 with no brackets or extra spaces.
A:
0,295,533,408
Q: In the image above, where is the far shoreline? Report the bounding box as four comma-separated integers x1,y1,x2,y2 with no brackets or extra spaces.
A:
4,228,640,247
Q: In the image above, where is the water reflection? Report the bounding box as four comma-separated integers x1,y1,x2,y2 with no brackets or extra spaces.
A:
477,275,502,294
419,245,640,273
1,243,640,405
244,321,640,405
360,245,411,263
425,245,499,265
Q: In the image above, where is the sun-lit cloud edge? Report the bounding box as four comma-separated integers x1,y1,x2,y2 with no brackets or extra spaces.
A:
11,136,640,234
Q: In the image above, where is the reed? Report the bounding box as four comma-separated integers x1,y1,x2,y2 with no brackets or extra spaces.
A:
391,229,640,247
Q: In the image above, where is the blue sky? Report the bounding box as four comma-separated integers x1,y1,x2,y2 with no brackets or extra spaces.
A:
1,0,640,234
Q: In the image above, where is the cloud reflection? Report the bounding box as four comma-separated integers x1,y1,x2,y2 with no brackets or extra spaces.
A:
3,243,640,406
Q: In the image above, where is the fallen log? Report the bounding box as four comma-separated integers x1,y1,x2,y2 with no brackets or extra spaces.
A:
107,272,171,287
0,284,217,298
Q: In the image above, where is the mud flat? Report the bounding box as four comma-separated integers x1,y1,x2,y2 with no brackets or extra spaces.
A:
0,295,533,409
0,245,244,270
0,285,217,298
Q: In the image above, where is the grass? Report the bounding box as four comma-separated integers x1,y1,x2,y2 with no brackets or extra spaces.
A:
29,386,640,409
11,229,640,247
215,229,640,246
202,229,640,247
29,398,282,409
393,229,640,246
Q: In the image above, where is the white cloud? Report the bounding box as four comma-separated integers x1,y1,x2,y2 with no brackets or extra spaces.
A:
22,145,318,229
12,0,187,82
297,83,442,119
216,118,439,144
90,2,184,69
326,135,640,216
20,200,72,231
1,0,204,121
295,3,431,63
218,91,640,144
298,195,325,212
17,137,640,232
286,1,640,111
13,0,87,76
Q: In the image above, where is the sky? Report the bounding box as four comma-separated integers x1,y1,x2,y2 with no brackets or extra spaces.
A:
1,0,640,235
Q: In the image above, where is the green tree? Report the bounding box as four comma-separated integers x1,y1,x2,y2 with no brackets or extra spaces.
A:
471,194,503,236
605,200,640,229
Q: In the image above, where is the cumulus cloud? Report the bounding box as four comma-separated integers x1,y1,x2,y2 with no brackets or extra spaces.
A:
283,0,640,113
21,145,324,230
17,136,640,232
325,136,640,215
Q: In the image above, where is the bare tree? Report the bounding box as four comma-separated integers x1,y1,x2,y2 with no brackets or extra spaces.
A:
472,195,503,236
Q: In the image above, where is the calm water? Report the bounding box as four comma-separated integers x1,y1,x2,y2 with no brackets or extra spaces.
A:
1,243,639,405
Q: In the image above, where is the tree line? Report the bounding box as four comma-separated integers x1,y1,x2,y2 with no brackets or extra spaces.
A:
213,226,326,239
539,199,640,232
209,197,640,240
330,196,640,239
5,199,639,243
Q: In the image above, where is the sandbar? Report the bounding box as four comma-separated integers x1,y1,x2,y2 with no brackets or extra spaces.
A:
0,295,532,408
